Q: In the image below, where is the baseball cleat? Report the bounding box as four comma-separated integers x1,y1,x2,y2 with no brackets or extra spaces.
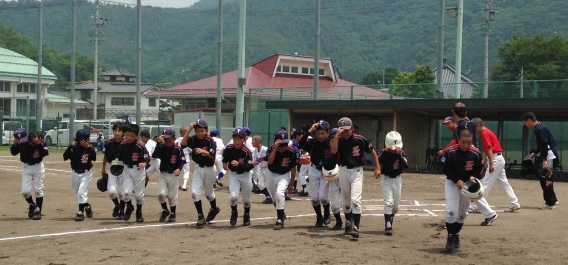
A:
273,219,284,230
283,212,287,220
262,198,273,204
230,211,238,226
251,184,259,193
454,234,460,249
385,228,393,236
116,210,124,220
298,191,309,197
112,205,120,217
123,205,135,221
27,204,36,219
480,213,499,226
75,211,85,221
159,209,170,222
445,234,456,252
215,179,223,187
538,203,556,210
167,213,176,222
206,207,221,223
136,212,144,223
323,213,331,225
344,221,352,235
285,195,292,201
440,220,447,229
181,185,187,191
468,205,480,213
351,226,360,239
291,189,298,194
315,217,324,227
243,213,251,226
555,201,560,205
504,206,521,212
32,207,42,220
332,220,343,230
85,204,93,218
196,214,206,226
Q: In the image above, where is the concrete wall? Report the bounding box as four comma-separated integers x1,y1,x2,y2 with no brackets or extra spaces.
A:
393,111,432,171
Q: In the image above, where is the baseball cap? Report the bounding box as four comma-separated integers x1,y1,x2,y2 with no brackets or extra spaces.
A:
232,127,246,138
443,116,455,124
317,120,330,130
331,128,338,135
274,129,290,144
162,128,175,138
194,119,208,128
13,128,27,140
210,129,220,136
338,117,353,129
243,127,251,135
75,129,90,142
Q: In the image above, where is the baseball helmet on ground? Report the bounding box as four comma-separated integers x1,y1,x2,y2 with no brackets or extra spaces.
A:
97,173,108,192
322,164,339,182
461,178,484,201
385,131,403,150
110,161,124,176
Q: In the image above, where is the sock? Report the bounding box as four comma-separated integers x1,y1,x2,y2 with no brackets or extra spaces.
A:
136,204,143,213
344,212,352,223
231,205,238,212
455,222,464,234
384,214,392,229
217,172,224,180
305,176,309,183
334,213,342,224
446,222,454,235
35,197,43,210
294,180,297,189
79,203,86,212
194,201,203,215
161,202,168,210
25,196,34,205
126,200,134,207
210,198,217,209
301,184,306,193
262,188,271,199
170,206,176,214
277,209,284,221
323,204,330,218
313,204,323,219
111,198,119,206
119,200,125,212
251,178,256,185
244,207,250,214
352,213,361,228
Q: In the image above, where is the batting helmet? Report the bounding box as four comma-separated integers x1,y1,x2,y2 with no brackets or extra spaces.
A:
385,131,403,150
110,161,124,176
97,173,108,192
461,178,484,201
322,164,339,182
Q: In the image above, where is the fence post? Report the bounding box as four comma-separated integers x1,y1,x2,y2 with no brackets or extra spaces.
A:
533,81,538,98
350,86,354,100
268,111,271,144
389,84,393,100
279,88,283,101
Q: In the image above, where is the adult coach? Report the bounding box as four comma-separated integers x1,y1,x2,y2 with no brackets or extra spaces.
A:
521,112,559,209
471,118,521,212
438,116,458,156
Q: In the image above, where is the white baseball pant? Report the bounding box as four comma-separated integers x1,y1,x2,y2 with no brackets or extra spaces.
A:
329,179,342,214
157,172,180,206
229,172,252,207
181,154,191,187
308,165,330,206
267,171,290,210
253,166,269,190
482,155,520,208
146,158,161,177
191,166,216,202
445,179,470,224
71,170,92,204
382,175,402,215
122,166,146,205
214,155,226,177
338,166,364,214
21,163,45,198
298,164,309,186
106,164,123,200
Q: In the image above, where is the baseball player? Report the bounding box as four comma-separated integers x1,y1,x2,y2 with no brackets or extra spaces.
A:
176,127,192,191
378,131,408,236
331,117,380,239
63,129,96,221
471,118,521,212
438,116,458,156
210,129,226,188
225,127,254,187
101,122,126,219
180,119,220,226
452,103,478,146
223,127,255,226
442,129,497,251
251,135,272,204
298,120,332,227
116,124,149,222
141,130,160,188
265,129,298,230
290,129,309,196
325,128,343,230
522,112,559,209
11,129,48,220
154,128,186,222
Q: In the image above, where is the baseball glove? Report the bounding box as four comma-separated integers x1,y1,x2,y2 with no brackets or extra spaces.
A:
540,168,553,179
298,156,311,165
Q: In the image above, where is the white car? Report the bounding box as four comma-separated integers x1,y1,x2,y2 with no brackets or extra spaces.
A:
44,120,102,147
1,122,25,145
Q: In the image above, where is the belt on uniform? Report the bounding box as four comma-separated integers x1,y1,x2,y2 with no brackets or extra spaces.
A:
197,164,212,168
310,163,322,170
161,170,174,174
494,152,502,156
74,169,90,174
340,165,356,169
231,171,245,175
126,164,138,168
24,162,38,166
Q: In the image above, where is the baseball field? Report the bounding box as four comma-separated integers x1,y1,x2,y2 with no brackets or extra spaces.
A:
0,150,566,264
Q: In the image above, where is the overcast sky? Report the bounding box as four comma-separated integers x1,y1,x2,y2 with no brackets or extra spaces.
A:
5,0,201,8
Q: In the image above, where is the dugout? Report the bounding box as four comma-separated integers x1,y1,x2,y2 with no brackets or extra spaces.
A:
266,97,568,180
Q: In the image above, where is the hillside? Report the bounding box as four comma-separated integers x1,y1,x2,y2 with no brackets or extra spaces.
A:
0,0,566,87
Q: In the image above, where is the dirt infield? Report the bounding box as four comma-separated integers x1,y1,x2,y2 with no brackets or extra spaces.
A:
0,150,566,264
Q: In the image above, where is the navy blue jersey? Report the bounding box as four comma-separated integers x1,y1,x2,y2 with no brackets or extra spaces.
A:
533,122,559,159
222,144,254,174
103,138,122,163
117,140,149,166
153,143,186,173
63,145,96,171
453,118,477,146
336,134,374,168
442,144,483,183
378,150,409,178
265,144,298,175
299,133,329,169
183,135,216,167
11,141,49,164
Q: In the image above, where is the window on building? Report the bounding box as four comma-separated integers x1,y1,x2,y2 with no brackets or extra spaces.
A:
291,67,299,73
111,97,134,106
276,65,281,72
110,76,117,81
16,99,36,117
17,83,22,93
309,68,314,74
319,69,325,75
282,66,290,73
0,82,10,92
184,100,207,109
30,84,36,94
63,113,70,118
301,67,309,74
81,90,91,100
16,83,36,94
149,98,156,107
0,98,11,113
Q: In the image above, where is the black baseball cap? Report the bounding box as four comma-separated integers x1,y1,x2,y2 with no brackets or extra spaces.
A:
14,128,27,140
195,119,208,128
232,127,246,138
162,128,175,138
275,129,289,144
317,120,330,131
75,129,90,142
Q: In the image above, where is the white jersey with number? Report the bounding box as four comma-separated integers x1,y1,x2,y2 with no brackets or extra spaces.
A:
213,137,225,156
145,139,157,157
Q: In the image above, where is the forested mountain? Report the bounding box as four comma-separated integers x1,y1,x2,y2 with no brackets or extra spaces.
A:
0,0,566,86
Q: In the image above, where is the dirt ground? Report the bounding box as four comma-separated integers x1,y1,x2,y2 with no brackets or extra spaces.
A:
0,149,567,265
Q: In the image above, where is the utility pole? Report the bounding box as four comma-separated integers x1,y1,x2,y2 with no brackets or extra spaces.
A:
92,0,107,120
520,66,524,98
436,0,445,99
136,0,142,125
454,0,464,99
483,0,498,98
216,0,224,131
313,0,321,100
236,0,246,126
70,0,77,144
36,0,43,131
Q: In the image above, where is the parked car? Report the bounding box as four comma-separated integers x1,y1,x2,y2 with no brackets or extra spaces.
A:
44,120,102,146
1,121,25,145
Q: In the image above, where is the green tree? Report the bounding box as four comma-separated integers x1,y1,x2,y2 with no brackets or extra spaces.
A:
360,68,399,87
391,65,435,98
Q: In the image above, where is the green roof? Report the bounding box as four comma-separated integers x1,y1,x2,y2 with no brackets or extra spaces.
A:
0,47,57,80
45,93,90,104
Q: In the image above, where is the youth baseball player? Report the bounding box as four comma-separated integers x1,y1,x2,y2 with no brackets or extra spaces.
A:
378,131,408,236
331,117,380,239
11,129,48,220
325,128,343,230
471,118,521,212
266,129,298,230
290,129,309,196
181,119,220,226
63,129,96,221
251,135,272,204
101,122,126,219
522,112,559,209
298,120,332,227
210,129,226,188
223,127,255,226
442,129,496,251
438,116,458,156
154,128,186,222
176,127,192,191
224,127,254,188
117,124,149,222
141,130,160,187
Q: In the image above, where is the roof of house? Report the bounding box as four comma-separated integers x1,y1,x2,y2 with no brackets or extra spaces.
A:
100,68,136,77
45,93,90,105
433,61,479,98
147,53,390,99
73,82,156,93
0,47,57,80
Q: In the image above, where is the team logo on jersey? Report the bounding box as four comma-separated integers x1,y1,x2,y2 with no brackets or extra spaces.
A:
33,149,40,158
132,153,139,161
239,158,245,164
81,154,89,163
465,161,474,171
352,146,360,156
281,158,290,167
393,160,399,170
170,155,177,164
